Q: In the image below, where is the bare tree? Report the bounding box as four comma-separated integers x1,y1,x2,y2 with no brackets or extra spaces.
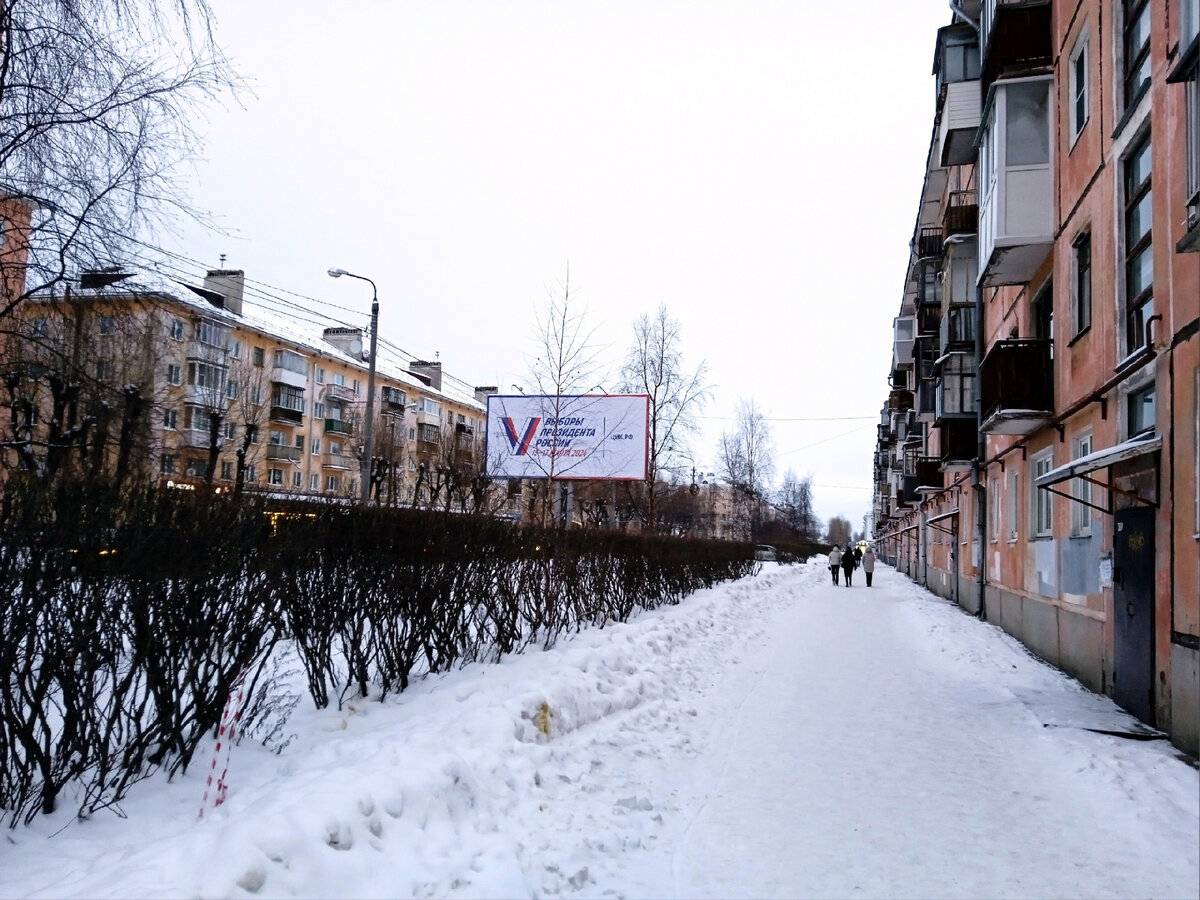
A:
777,469,820,540
0,0,237,322
826,516,853,547
524,272,609,526
717,398,774,540
619,304,711,532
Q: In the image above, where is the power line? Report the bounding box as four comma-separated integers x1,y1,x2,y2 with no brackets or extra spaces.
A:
699,415,877,422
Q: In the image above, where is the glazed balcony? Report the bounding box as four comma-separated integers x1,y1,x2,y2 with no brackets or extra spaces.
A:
979,339,1053,434
325,418,354,436
268,405,304,425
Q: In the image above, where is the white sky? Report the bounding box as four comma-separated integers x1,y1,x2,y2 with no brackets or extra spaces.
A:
2,561,1196,897
163,0,954,530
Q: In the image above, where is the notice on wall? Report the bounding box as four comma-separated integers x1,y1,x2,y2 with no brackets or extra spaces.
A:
1099,555,1114,588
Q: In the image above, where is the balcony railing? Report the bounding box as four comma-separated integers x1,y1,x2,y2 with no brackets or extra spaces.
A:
323,383,358,402
915,457,944,491
937,417,977,464
979,339,1053,434
269,405,303,425
888,389,913,411
943,190,978,236
324,418,353,435
917,304,942,337
917,227,944,259
266,444,301,462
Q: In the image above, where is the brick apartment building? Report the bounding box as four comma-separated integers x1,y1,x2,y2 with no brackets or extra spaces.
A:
873,0,1198,756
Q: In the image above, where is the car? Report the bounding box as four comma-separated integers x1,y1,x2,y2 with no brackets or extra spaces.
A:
754,544,778,561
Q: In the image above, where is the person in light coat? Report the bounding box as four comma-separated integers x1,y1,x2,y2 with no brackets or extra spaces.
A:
828,545,841,585
862,545,876,587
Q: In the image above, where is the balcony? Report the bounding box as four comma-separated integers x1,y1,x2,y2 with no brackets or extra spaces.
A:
381,386,408,411
979,339,1053,434
887,389,913,411
266,444,301,462
937,417,977,465
916,227,944,259
324,418,353,435
980,0,1052,93
178,428,213,450
323,383,358,403
877,422,894,445
935,352,978,423
915,457,944,491
978,77,1054,286
916,304,942,339
322,454,354,470
940,305,977,351
943,190,978,236
917,379,937,417
938,82,982,166
269,405,304,425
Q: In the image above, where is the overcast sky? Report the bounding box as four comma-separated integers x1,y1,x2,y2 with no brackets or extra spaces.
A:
161,0,953,531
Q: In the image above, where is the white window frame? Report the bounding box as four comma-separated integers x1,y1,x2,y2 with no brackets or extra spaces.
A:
268,468,284,486
1071,431,1094,536
169,319,185,341
989,476,1001,542
166,363,182,385
311,438,321,455
163,408,178,430
1069,32,1090,144
1032,450,1054,537
310,473,319,491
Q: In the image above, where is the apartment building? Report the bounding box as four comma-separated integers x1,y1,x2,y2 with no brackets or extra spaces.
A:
3,264,494,507
874,0,1199,757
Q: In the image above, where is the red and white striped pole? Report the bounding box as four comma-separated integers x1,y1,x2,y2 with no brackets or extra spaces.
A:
199,670,248,820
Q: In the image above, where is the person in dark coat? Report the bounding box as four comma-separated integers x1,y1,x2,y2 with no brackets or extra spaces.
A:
853,543,863,565
841,544,856,586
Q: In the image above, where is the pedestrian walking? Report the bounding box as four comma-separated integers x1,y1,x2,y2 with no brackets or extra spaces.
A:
828,545,841,585
853,543,863,565
841,544,856,587
862,545,876,587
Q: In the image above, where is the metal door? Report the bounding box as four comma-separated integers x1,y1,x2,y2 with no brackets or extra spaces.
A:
1113,506,1155,724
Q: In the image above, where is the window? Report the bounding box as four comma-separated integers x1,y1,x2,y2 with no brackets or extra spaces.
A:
246,464,257,482
311,438,321,455
29,317,48,337
249,386,262,405
225,379,239,400
314,402,325,418
185,406,215,434
326,475,340,492
1033,451,1054,536
185,458,206,478
221,461,234,481
418,423,439,443
331,372,346,387
1123,0,1151,109
420,397,441,416
268,468,283,486
353,379,361,395
295,435,304,452
1123,135,1154,355
96,360,112,381
246,425,259,445
269,429,286,446
163,408,178,429
310,474,319,491
167,363,182,385
252,346,265,366
330,441,342,456
98,316,115,335
292,471,302,488
1128,383,1156,435
1071,432,1093,536
1073,233,1092,336
195,319,228,348
1007,470,1019,542
223,420,236,440
1032,277,1053,343
161,454,177,474
315,366,325,384
228,339,242,359
1069,35,1089,141
188,361,226,392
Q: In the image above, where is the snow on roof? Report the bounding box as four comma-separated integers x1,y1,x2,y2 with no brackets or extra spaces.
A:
46,270,486,412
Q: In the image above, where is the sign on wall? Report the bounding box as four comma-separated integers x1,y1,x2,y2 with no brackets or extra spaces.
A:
484,394,650,481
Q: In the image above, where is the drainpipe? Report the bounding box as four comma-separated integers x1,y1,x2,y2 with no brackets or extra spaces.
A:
973,277,987,621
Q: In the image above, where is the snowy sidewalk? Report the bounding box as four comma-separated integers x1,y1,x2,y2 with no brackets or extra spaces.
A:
0,560,1196,899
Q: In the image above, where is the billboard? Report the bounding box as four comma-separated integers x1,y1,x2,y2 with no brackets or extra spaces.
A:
485,394,650,480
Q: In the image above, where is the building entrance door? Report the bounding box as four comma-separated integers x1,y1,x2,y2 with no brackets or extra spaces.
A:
1113,506,1155,724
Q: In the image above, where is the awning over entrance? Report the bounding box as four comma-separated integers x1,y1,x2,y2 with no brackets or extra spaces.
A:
1034,433,1161,512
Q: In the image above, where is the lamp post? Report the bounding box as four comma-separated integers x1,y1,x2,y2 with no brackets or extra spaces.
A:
327,267,379,506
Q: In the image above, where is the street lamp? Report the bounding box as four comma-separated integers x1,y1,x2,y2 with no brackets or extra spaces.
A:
327,267,379,506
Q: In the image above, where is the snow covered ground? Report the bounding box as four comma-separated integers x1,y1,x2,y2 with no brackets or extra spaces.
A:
1,559,1196,899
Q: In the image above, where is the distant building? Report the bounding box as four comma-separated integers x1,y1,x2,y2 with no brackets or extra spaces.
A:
873,0,1199,757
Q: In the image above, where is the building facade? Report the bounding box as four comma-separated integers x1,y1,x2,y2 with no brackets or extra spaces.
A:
3,265,499,510
874,0,1199,757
